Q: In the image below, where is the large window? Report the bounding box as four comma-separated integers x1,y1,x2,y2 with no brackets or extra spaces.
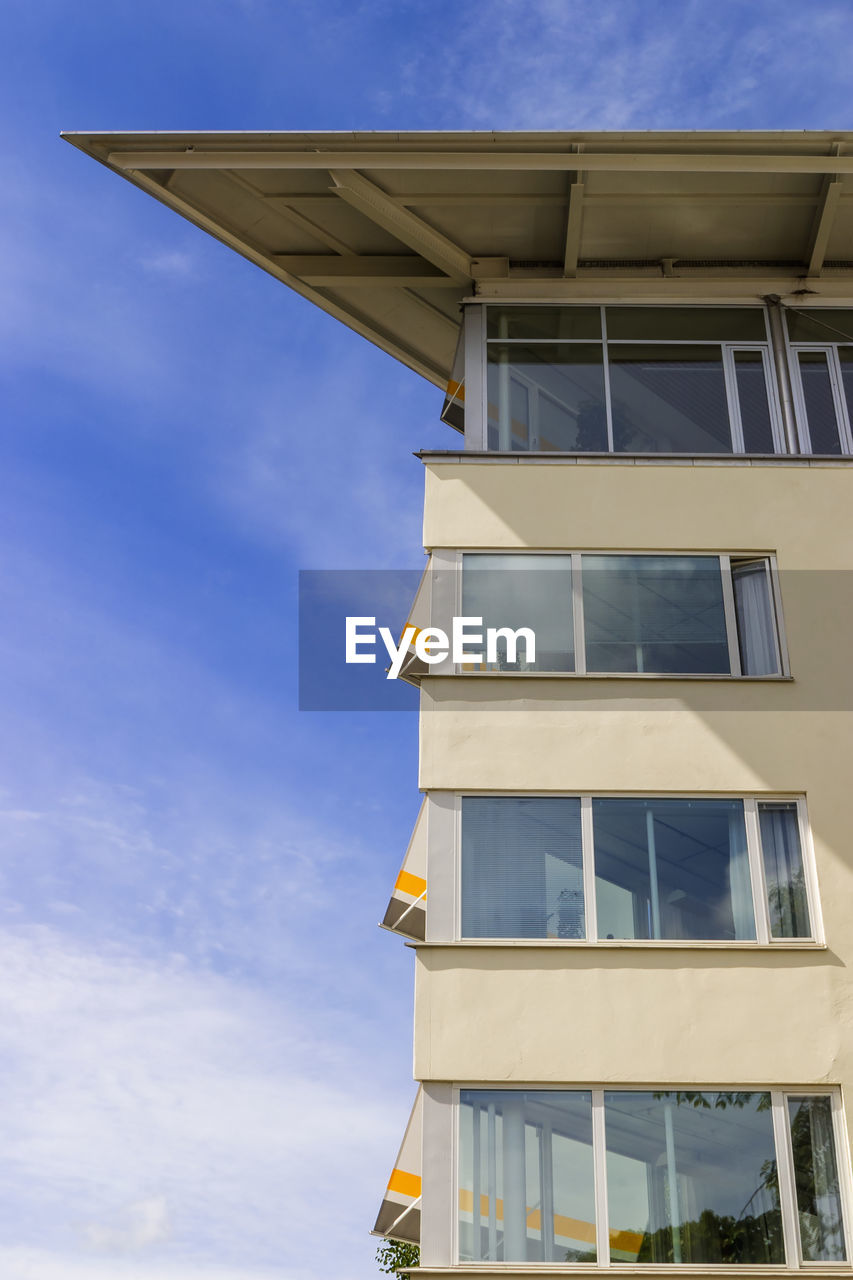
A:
483,306,782,455
458,1089,848,1266
786,309,853,455
459,795,818,943
461,553,784,676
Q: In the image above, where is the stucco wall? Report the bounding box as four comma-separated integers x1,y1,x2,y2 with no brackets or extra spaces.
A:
414,460,853,1087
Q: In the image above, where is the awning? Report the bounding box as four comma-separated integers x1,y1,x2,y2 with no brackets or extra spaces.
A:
397,559,432,687
439,326,464,432
381,800,427,941
372,1087,422,1244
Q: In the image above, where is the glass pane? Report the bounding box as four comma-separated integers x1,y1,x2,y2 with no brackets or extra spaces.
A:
462,554,574,672
609,345,731,453
732,560,780,676
734,351,777,453
592,799,754,941
461,797,584,939
605,1091,782,1264
582,554,730,674
788,1096,846,1261
797,351,843,454
486,306,601,341
785,308,853,344
606,307,767,342
487,344,607,451
839,347,853,430
759,803,811,938
459,1090,595,1263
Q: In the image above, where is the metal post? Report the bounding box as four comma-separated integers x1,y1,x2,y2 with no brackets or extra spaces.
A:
646,809,661,939
663,1102,682,1263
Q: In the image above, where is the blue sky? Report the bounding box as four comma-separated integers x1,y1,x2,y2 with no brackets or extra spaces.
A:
1,1,853,1276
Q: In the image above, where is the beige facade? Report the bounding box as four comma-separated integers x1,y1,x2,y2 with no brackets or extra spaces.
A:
413,455,853,1273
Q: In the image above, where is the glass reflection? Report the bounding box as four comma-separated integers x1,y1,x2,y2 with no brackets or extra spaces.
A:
593,798,754,941
459,1091,595,1263
605,1091,782,1264
788,1096,846,1261
486,344,608,451
582,555,730,674
609,345,731,453
462,555,574,672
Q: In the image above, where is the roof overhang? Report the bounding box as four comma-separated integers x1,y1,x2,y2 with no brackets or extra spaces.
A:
63,130,853,394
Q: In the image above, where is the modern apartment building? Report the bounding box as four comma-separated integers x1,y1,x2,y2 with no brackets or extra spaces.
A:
68,131,853,1279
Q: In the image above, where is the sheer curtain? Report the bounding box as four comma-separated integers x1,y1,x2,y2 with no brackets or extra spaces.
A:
758,803,810,937
732,560,779,675
789,1096,847,1261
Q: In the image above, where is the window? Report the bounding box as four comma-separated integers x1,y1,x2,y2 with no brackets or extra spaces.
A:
483,306,782,455
786,309,853,455
458,1089,848,1266
461,553,785,676
458,795,818,943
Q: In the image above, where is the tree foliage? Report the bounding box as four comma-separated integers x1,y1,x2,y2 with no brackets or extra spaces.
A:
376,1237,419,1275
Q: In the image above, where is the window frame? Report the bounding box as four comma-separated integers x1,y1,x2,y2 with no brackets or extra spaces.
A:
450,792,822,947
474,303,786,456
784,328,853,457
451,1084,852,1269
451,549,790,679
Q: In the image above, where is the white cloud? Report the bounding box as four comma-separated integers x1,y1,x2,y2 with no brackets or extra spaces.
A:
389,0,853,131
85,1196,171,1251
0,926,411,1277
0,1249,295,1280
139,250,195,277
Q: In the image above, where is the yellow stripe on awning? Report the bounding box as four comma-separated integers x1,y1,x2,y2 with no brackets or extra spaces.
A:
388,1168,422,1198
395,870,426,898
382,800,428,940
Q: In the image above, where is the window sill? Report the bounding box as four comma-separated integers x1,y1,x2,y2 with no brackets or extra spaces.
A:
408,939,825,950
414,1269,853,1278
428,671,794,681
417,450,853,467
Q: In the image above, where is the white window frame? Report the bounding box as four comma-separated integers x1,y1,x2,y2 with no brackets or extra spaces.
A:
469,303,786,456
786,341,853,456
448,792,822,947
450,1084,852,1269
451,549,789,679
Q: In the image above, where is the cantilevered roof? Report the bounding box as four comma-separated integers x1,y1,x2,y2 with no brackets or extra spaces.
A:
63,131,853,391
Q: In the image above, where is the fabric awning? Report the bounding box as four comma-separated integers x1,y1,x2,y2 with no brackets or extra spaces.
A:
372,1087,422,1244
439,326,464,432
381,800,427,941
397,559,432,687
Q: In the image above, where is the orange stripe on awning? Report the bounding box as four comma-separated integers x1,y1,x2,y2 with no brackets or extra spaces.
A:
445,379,465,402
395,870,427,897
388,1168,422,1198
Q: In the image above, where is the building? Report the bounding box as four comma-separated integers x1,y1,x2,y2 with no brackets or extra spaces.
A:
67,131,853,1279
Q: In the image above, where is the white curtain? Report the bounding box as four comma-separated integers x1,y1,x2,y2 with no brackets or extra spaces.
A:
758,804,809,937
732,560,778,674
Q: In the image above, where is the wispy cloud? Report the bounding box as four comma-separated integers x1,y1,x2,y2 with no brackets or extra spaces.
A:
139,249,196,277
0,926,409,1277
370,0,853,130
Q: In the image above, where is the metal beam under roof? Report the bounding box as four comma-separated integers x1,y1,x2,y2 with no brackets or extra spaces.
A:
63,130,853,399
